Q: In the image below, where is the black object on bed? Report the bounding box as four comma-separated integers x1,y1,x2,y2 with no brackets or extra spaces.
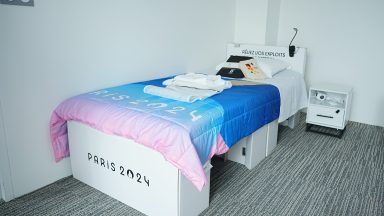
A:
226,55,253,62
216,55,253,78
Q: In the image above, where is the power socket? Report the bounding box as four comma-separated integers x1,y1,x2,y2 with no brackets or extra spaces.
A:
0,0,34,7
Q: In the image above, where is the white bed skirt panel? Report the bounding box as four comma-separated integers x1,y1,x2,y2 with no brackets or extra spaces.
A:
67,119,278,216
68,121,210,216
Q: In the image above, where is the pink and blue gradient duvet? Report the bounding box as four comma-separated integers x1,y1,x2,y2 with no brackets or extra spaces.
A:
50,77,280,191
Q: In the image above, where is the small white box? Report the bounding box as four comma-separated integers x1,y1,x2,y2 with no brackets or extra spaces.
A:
306,83,352,131
227,120,278,168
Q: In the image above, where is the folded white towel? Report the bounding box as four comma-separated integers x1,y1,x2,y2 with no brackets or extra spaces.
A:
174,73,220,82
143,85,219,103
167,85,219,97
163,73,232,92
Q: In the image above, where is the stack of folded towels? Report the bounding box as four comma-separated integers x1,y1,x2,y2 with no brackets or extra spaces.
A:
144,73,232,103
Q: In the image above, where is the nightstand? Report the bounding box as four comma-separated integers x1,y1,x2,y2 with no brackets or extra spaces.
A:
306,83,353,138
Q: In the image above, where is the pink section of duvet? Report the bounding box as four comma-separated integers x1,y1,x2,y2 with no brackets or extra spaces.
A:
50,96,228,191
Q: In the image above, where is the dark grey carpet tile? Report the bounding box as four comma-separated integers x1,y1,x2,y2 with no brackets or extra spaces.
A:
202,115,384,216
0,177,144,216
343,121,384,145
1,113,383,215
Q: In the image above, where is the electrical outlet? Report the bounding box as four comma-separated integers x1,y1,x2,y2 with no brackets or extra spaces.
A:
0,0,34,7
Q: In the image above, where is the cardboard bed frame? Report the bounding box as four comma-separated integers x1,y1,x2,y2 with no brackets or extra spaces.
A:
68,120,277,216
67,44,307,216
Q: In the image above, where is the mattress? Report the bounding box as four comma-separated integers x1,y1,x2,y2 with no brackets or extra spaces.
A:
243,69,308,122
50,77,280,190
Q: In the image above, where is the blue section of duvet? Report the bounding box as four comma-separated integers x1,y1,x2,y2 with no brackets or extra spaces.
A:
139,77,280,149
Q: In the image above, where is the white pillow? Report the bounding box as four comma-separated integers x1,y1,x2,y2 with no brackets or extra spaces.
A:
256,57,290,78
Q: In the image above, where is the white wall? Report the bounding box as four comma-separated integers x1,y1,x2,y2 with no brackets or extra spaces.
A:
235,0,384,127
0,104,4,201
265,0,281,45
277,0,384,126
0,173,3,200
0,0,236,198
0,101,13,201
234,0,268,44
234,0,281,45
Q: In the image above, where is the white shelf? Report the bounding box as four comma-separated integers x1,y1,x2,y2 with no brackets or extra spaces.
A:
309,97,344,109
306,84,352,130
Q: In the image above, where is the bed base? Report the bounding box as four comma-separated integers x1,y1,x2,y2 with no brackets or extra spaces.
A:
67,120,278,216
227,120,278,169
68,122,210,216
280,111,301,129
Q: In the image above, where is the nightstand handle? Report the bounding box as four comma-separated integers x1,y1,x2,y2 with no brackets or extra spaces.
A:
316,114,333,119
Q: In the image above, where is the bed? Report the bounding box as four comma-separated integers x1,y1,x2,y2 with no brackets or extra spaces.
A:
223,44,307,167
225,43,307,127
50,44,307,216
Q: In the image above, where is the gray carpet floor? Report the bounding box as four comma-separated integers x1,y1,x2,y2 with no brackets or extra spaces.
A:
1,114,383,215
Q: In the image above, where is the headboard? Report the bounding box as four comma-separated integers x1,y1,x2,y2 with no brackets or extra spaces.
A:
227,43,307,76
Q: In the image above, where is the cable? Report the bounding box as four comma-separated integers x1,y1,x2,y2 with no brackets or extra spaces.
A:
289,28,298,46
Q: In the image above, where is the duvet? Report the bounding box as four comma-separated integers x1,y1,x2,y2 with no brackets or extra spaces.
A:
50,77,280,190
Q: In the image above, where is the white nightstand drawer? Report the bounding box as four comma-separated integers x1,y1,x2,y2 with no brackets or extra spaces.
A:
307,106,345,129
